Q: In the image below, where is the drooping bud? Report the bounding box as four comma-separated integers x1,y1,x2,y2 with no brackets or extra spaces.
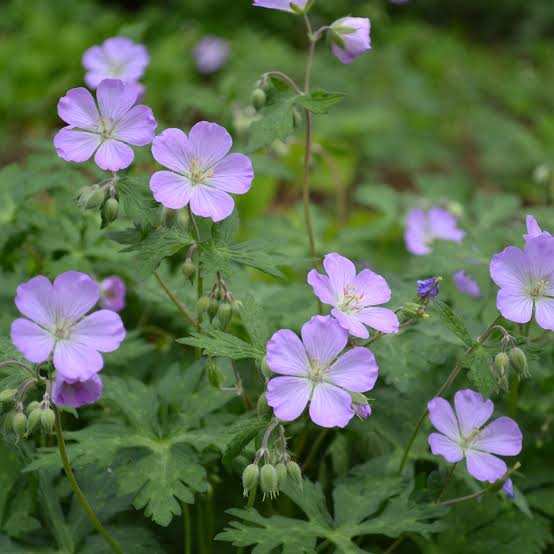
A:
26,408,42,435
275,462,287,485
41,408,56,434
251,88,267,111
494,352,510,374
102,197,119,223
197,296,210,315
286,461,302,487
208,297,219,319
417,277,441,300
0,389,17,402
509,347,529,377
242,464,260,497
79,186,105,210
260,356,272,380
161,206,178,227
257,392,271,419
182,258,196,280
207,361,224,389
13,412,27,437
402,302,421,316
26,400,40,414
260,464,279,500
217,303,233,329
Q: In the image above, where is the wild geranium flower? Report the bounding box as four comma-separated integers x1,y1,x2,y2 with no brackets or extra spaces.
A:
10,271,126,381
100,276,126,312
308,253,399,339
490,233,554,331
417,277,440,300
150,122,253,222
405,208,464,256
454,270,481,298
524,214,550,241
428,389,522,484
52,373,103,408
194,36,230,74
252,0,309,13
266,315,379,428
54,79,157,172
329,17,371,64
83,36,149,96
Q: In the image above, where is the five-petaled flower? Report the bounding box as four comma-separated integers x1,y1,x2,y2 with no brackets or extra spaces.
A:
329,17,371,64
194,36,230,74
252,0,309,13
453,270,481,298
10,271,126,381
52,373,103,409
266,315,379,428
82,36,149,99
54,79,157,172
524,214,550,241
308,253,399,339
428,389,522,484
490,232,554,331
100,275,126,312
150,122,254,222
405,207,465,256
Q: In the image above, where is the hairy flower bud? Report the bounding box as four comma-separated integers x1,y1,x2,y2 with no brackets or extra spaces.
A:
257,392,271,418
260,464,279,500
286,461,302,487
509,347,529,377
251,88,267,110
161,206,177,227
41,408,56,434
207,361,224,389
494,352,510,375
242,464,260,497
79,186,105,210
182,258,196,280
102,197,119,223
218,303,233,328
208,297,219,319
26,400,40,414
26,408,42,435
0,389,17,402
13,412,27,437
197,296,210,315
260,356,272,380
275,462,287,485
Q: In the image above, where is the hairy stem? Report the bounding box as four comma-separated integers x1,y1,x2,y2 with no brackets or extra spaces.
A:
54,408,125,554
154,271,200,330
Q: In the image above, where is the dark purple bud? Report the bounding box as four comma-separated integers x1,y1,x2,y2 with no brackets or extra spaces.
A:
417,277,440,300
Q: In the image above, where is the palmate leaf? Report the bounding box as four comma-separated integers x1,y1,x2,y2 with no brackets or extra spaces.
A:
177,329,265,361
217,456,447,552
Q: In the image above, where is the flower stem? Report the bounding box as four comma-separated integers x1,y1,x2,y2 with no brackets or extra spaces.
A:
397,316,501,475
54,408,125,554
384,534,406,554
154,270,200,330
302,428,329,471
181,501,192,554
435,463,457,502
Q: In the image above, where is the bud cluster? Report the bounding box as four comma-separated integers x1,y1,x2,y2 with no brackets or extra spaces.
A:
77,175,120,226
197,272,240,329
491,345,529,392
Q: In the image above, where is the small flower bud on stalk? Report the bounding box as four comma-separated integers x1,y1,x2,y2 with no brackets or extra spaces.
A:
260,356,272,381
41,408,56,434
207,361,225,389
218,303,233,329
12,412,27,437
275,462,288,485
79,186,105,210
26,401,40,414
208,297,219,320
242,464,260,497
257,393,271,419
197,296,210,315
260,464,279,500
0,389,17,402
251,88,267,110
182,258,196,280
509,347,529,378
102,197,119,224
26,408,42,436
161,206,177,227
494,352,510,373
286,461,302,487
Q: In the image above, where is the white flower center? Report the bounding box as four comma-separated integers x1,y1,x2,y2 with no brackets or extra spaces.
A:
338,284,362,313
529,278,549,299
458,428,481,452
308,358,328,384
53,319,74,341
186,159,215,186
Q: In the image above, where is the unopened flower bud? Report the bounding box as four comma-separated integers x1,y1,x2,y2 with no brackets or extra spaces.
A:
207,361,224,389
509,347,529,377
102,197,119,223
286,461,302,487
260,464,279,500
260,356,272,380
197,296,210,314
208,297,219,319
161,206,177,227
242,464,260,497
494,352,510,375
26,408,42,435
41,408,56,434
275,462,287,485
232,299,243,312
257,392,271,418
13,412,27,437
0,389,17,402
79,186,105,210
251,88,267,110
218,303,233,328
349,391,368,406
182,258,196,280
26,401,40,414
403,302,421,316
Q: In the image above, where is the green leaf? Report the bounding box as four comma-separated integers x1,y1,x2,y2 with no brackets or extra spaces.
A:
116,176,159,228
222,418,269,464
296,90,345,114
433,301,477,348
465,347,496,397
177,329,265,360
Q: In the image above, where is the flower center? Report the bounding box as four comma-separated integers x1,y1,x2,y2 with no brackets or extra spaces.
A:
458,428,481,451
308,359,328,383
54,320,74,341
529,279,549,299
186,159,215,186
109,63,125,77
338,284,362,312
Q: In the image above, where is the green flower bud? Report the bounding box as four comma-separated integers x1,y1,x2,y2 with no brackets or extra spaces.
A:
260,464,279,500
349,391,369,406
260,356,272,380
197,296,211,315
102,197,119,223
207,361,224,389
182,258,196,279
231,299,243,313
494,352,510,374
41,408,56,434
286,461,302,487
26,401,40,414
79,187,105,210
403,302,421,316
161,206,178,227
217,303,233,329
257,392,271,418
509,347,529,377
0,389,17,402
275,462,287,485
13,412,27,437
208,297,219,319
251,88,267,111
26,408,42,435
242,464,260,497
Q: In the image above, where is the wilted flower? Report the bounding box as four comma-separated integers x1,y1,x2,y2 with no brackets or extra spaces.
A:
453,270,481,298
194,36,230,74
82,36,149,96
252,0,309,13
308,253,399,339
524,214,550,241
52,373,103,408
150,122,253,222
428,389,522,484
490,233,554,331
353,403,371,420
100,276,126,312
417,277,440,300
265,315,379,428
329,17,371,64
10,271,126,381
54,79,157,171
405,208,464,256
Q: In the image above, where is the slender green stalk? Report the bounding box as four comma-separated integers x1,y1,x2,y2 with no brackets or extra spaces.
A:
154,271,199,329
384,534,406,554
181,501,192,554
435,463,457,502
54,409,125,554
188,207,204,323
302,428,329,471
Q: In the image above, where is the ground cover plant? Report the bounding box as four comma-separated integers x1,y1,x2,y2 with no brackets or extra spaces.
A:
0,0,553,553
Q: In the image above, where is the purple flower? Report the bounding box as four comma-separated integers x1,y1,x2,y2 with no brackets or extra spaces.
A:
453,270,481,298
503,478,514,498
329,17,371,64
428,389,522,484
150,122,253,222
252,0,309,12
54,79,157,172
417,277,440,299
405,208,465,256
82,37,149,92
308,253,399,339
490,234,554,330
10,271,126,381
353,403,372,420
265,315,379,428
100,276,126,312
194,36,230,74
524,214,550,241
52,373,103,408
